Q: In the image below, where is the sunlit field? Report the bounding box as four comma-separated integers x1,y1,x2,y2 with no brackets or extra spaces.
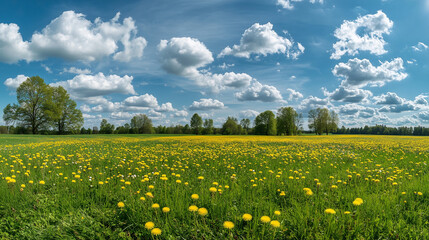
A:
0,135,428,239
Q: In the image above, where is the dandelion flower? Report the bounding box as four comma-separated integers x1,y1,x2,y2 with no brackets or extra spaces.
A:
270,220,281,228
198,208,208,216
162,207,170,213
418,192,423,196
242,213,252,221
223,221,234,229
353,198,363,206
191,194,199,200
274,210,281,216
39,180,45,185
151,228,162,236
260,216,271,223
140,197,146,201
209,187,217,193
325,208,336,214
152,203,160,209
145,221,154,230
189,205,198,212
117,202,125,208
344,211,351,214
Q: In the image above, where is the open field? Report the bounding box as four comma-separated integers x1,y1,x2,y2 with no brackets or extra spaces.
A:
0,135,428,239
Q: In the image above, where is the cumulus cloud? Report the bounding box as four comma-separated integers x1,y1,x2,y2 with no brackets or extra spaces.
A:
4,75,28,90
53,72,136,98
338,104,377,119
374,92,418,113
277,0,323,10
158,37,252,93
189,98,225,110
0,11,146,63
0,23,32,63
155,102,176,112
414,94,428,106
323,86,372,103
412,42,428,52
239,109,260,118
285,88,304,101
123,94,159,108
61,67,91,75
111,111,134,120
331,10,393,59
218,22,304,59
417,111,429,121
298,96,329,112
235,81,283,102
174,110,189,117
333,58,407,88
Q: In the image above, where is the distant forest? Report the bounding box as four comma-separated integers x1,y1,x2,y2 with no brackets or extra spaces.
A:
1,76,428,136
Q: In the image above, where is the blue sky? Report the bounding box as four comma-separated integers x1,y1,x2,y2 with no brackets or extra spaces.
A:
1,0,428,128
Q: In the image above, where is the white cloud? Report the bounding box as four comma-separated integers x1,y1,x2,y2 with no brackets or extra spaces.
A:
219,63,234,69
155,102,176,112
298,96,329,112
333,58,407,88
374,92,418,113
158,37,252,93
111,111,133,119
235,81,283,102
82,113,102,119
174,110,188,117
414,94,428,106
53,73,136,98
218,22,304,59
323,86,372,103
0,11,146,63
61,67,91,75
239,109,259,119
277,0,323,10
417,111,429,121
123,94,158,108
0,23,32,63
4,75,28,90
189,98,225,110
412,42,428,52
337,104,377,119
331,10,393,59
41,64,52,73
286,88,304,101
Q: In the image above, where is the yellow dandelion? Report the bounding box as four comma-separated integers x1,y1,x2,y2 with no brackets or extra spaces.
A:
117,202,125,208
242,213,252,221
260,216,271,223
39,180,45,185
274,210,281,216
152,203,160,209
162,207,170,213
151,228,162,236
353,198,363,206
270,220,281,228
209,187,217,193
145,221,154,230
325,208,336,214
188,205,198,212
191,194,199,200
223,221,234,229
198,208,208,216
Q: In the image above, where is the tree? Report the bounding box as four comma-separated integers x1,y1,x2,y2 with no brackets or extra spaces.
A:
222,117,240,135
308,108,338,135
254,110,277,135
130,114,153,134
277,107,300,135
240,118,251,134
203,119,214,135
99,119,115,134
48,86,83,134
3,76,52,134
190,113,203,134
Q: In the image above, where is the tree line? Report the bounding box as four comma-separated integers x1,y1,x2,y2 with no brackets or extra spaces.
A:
72,107,338,136
336,125,429,136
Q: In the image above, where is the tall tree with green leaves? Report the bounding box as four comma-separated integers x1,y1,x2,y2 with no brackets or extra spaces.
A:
203,119,214,135
254,110,277,135
130,114,153,134
277,107,300,135
240,118,251,134
48,86,83,134
190,113,203,134
222,117,240,135
308,108,338,135
99,119,115,134
3,76,52,134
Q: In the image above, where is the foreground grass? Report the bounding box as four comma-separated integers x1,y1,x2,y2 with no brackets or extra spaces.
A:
0,134,428,239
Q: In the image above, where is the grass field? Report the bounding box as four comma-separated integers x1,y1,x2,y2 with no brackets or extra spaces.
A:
0,134,428,239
